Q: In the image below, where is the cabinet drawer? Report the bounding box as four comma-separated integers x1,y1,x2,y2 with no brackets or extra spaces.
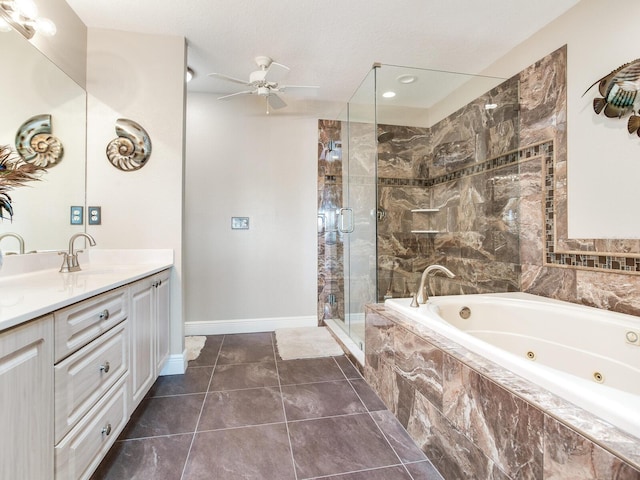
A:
54,320,128,443
55,374,128,480
54,287,128,362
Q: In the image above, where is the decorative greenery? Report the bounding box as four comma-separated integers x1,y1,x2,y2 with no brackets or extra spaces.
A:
0,145,45,220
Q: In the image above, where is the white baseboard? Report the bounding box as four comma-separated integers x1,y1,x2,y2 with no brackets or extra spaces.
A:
159,351,187,376
184,316,318,336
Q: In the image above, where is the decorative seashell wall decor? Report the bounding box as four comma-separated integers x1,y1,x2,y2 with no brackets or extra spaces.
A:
15,114,64,168
106,118,152,171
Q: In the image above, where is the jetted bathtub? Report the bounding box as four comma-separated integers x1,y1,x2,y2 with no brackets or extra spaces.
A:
384,292,640,439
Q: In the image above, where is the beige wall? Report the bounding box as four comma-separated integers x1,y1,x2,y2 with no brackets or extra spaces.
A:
184,95,340,330
482,0,640,239
86,28,186,358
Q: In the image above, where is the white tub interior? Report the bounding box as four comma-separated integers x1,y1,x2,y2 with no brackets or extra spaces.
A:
385,292,640,439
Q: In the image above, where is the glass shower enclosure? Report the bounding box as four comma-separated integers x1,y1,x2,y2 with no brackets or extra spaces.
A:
320,63,516,362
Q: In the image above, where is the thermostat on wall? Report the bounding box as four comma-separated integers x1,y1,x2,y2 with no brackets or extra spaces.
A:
231,217,249,230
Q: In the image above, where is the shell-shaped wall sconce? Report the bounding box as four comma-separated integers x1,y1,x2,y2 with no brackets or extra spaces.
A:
15,114,64,168
106,118,152,171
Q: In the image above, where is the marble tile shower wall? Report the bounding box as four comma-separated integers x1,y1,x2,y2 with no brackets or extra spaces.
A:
318,120,345,324
377,73,520,300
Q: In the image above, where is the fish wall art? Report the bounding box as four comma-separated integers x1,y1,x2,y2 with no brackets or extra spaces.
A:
583,58,640,138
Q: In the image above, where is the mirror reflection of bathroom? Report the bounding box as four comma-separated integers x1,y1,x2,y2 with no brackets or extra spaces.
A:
0,28,87,254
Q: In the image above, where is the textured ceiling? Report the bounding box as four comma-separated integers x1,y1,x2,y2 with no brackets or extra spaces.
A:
65,0,580,107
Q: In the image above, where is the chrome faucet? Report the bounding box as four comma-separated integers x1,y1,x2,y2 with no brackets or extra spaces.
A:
411,264,456,306
59,233,96,273
0,232,25,255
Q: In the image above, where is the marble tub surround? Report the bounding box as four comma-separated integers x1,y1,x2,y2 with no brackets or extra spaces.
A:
0,248,173,330
364,304,640,479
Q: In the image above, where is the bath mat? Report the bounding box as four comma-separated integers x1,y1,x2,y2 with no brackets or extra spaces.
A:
275,326,344,360
185,335,207,361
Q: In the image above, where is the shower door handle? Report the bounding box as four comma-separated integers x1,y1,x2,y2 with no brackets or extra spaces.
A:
338,208,354,233
317,214,325,233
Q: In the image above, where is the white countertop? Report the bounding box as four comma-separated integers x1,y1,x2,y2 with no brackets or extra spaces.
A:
0,249,173,332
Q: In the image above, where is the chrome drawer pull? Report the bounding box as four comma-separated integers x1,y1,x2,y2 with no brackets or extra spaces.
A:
101,423,112,436
98,309,110,320
99,362,110,373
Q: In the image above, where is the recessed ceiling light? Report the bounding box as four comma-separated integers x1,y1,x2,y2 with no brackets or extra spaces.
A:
382,91,396,98
397,74,418,84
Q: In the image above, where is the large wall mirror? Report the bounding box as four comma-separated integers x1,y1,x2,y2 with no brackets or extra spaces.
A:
0,28,86,254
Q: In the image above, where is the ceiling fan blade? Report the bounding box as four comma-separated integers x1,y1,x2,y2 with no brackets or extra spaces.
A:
217,90,255,100
208,72,250,85
279,85,320,90
265,61,290,83
268,93,287,109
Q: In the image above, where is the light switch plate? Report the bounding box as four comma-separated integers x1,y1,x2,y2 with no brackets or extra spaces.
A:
70,206,83,225
88,206,101,225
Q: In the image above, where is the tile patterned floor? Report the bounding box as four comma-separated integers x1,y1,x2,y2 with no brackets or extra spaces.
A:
91,332,443,480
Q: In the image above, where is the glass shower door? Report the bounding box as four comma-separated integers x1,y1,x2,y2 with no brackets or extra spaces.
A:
339,69,378,350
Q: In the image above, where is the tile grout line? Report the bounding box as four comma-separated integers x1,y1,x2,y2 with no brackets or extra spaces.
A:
179,335,225,480
333,357,419,480
301,462,408,480
272,336,300,480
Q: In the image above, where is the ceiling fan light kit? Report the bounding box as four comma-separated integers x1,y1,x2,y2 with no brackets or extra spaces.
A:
207,55,318,113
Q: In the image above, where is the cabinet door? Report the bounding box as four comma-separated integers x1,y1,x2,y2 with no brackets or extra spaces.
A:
0,315,53,480
155,270,171,374
129,277,155,409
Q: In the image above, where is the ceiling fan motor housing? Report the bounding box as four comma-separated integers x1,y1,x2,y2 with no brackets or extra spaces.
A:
249,69,268,84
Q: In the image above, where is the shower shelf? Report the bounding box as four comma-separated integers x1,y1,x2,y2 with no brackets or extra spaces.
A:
410,207,442,234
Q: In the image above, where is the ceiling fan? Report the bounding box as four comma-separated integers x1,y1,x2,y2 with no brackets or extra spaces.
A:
208,56,319,113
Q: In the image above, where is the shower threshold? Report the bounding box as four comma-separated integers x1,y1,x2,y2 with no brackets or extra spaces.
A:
324,318,365,366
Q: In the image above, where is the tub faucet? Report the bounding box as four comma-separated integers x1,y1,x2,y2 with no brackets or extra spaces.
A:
59,233,96,273
416,264,455,304
0,232,25,254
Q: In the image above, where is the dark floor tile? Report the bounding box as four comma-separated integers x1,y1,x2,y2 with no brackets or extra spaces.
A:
188,335,223,367
182,423,295,480
120,394,204,439
371,410,427,463
350,378,388,411
146,366,213,397
223,332,273,347
282,380,366,421
334,355,363,379
288,413,400,478
217,342,275,364
198,387,284,430
314,465,412,480
209,361,279,391
91,434,192,480
405,460,445,479
278,357,347,385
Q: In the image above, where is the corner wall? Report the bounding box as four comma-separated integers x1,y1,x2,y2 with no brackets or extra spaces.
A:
85,28,186,362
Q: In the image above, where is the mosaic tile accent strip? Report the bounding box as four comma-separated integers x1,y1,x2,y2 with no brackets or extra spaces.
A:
540,141,640,274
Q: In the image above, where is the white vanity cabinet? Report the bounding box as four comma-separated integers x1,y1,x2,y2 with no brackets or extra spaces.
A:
0,262,173,480
53,287,130,480
0,315,54,480
129,269,171,410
